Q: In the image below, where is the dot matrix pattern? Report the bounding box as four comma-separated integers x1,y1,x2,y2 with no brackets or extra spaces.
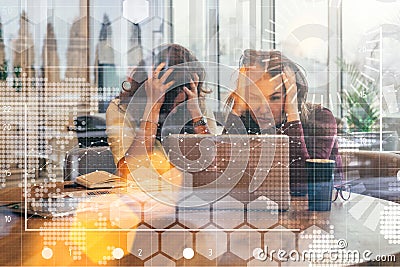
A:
381,203,400,244
37,204,374,266
1,75,100,215
13,84,397,266
0,3,398,267
31,134,313,266
35,189,292,265
5,77,395,265
41,217,85,262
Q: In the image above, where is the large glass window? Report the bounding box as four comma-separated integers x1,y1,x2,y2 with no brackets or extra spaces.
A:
90,0,124,112
217,0,265,111
219,0,263,67
172,0,207,61
342,0,400,151
275,0,329,106
171,0,221,112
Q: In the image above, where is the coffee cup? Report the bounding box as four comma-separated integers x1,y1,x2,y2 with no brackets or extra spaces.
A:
306,159,335,211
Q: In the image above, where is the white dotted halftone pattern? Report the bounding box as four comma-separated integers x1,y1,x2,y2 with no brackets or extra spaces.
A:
299,225,339,265
40,217,85,261
0,77,39,188
389,174,400,193
1,76,98,191
381,203,400,244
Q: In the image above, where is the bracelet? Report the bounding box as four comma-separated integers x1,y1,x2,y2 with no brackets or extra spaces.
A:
285,111,301,116
192,116,208,127
140,118,159,126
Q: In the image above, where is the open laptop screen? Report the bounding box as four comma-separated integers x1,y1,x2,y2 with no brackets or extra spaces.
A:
163,134,290,211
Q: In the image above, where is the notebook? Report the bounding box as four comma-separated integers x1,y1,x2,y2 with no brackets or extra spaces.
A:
75,171,126,189
8,187,124,218
163,134,291,211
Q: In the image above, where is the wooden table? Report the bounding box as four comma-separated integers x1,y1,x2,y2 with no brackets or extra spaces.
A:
0,185,399,266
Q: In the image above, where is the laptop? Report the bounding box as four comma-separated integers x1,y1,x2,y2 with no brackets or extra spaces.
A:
163,134,291,211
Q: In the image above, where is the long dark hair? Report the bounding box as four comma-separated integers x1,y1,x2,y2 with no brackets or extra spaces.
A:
227,49,312,126
118,44,209,137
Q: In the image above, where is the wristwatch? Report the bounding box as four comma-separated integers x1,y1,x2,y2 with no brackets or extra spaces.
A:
192,116,207,127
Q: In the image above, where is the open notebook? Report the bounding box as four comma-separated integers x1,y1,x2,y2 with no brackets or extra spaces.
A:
8,172,131,218
75,171,126,189
7,188,118,218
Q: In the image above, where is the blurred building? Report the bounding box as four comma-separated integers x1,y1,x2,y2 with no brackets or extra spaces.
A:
12,11,35,80
127,23,143,67
0,19,6,80
94,14,117,113
65,1,97,113
42,23,60,83
65,17,88,80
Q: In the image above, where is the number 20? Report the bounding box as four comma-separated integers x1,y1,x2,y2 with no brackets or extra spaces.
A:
3,124,11,131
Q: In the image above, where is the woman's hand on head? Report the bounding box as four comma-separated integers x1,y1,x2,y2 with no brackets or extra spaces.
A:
145,62,175,111
282,67,300,122
231,102,245,117
183,73,203,118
